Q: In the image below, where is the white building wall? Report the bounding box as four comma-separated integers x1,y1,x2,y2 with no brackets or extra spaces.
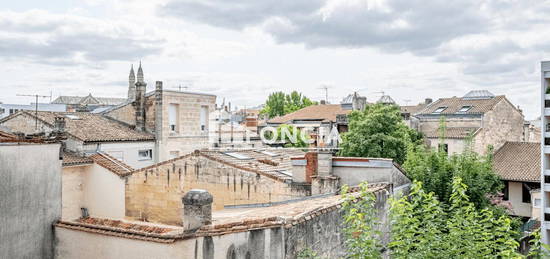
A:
83,141,156,169
507,181,532,218
83,164,125,219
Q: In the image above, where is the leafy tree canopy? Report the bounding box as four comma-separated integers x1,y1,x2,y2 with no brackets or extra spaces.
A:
338,103,420,164
260,91,316,118
403,120,502,209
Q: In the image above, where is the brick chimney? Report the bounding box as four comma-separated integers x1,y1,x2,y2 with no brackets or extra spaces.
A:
182,189,213,232
425,98,433,105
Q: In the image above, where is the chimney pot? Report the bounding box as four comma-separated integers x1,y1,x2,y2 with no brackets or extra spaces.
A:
182,189,213,232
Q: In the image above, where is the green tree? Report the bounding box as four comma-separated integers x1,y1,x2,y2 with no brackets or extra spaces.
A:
403,136,502,209
341,183,382,258
338,103,416,164
260,91,316,118
389,178,521,259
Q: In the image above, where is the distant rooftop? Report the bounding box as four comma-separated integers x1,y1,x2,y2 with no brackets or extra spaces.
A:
462,90,496,100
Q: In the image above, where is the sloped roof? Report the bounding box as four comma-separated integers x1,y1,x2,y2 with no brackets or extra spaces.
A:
62,152,94,166
52,95,127,106
417,95,506,115
0,130,16,141
90,152,134,176
377,95,395,104
198,149,306,181
268,104,351,124
1,111,154,142
493,142,540,182
424,127,480,139
400,103,429,114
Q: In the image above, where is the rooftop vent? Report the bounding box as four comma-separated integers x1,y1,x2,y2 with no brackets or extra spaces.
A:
462,90,495,100
65,114,81,120
224,152,252,160
259,150,279,157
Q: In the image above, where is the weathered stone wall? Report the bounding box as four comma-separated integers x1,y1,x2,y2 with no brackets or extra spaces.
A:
158,92,216,161
104,103,136,126
283,189,390,259
418,116,482,134
125,155,310,225
0,113,52,134
473,99,524,154
0,143,62,259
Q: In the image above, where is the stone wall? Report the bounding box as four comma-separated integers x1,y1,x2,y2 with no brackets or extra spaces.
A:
62,165,87,220
472,99,524,154
0,143,61,259
0,112,52,134
125,154,310,225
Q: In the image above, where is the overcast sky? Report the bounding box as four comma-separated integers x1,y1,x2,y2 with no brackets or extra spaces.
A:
1,0,548,119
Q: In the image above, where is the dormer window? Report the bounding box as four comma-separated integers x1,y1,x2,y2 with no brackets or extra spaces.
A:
457,105,473,113
432,107,447,114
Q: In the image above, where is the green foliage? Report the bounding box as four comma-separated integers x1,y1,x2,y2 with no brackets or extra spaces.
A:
403,137,502,209
389,178,521,259
527,229,550,258
341,183,382,258
260,91,316,118
338,104,417,164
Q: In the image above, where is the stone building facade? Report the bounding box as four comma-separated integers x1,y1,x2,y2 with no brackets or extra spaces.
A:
125,149,310,225
415,90,525,154
103,65,216,162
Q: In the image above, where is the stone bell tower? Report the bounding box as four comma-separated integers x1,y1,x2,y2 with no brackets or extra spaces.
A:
128,64,136,101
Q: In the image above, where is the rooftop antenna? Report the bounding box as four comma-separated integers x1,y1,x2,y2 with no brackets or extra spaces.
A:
318,85,330,103
403,99,411,105
172,85,189,92
16,93,52,130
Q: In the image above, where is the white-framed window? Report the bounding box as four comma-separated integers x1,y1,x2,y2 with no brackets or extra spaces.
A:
168,104,179,133
432,107,447,114
457,105,473,113
200,106,208,132
138,149,153,160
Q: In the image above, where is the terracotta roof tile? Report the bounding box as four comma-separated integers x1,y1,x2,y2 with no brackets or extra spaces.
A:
1,111,154,142
62,152,93,166
90,152,134,176
417,95,506,115
493,142,540,182
268,104,351,124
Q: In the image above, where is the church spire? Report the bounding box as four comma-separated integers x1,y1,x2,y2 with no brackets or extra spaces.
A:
137,61,144,83
128,64,137,101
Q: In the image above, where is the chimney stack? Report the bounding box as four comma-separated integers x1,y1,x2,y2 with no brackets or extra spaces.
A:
320,100,326,105
425,98,433,104
317,151,333,177
182,189,213,232
54,116,66,133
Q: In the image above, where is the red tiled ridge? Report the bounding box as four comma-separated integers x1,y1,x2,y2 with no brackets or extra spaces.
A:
90,152,134,177
62,152,93,166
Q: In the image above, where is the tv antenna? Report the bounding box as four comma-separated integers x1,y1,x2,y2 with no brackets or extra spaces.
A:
403,99,411,105
318,85,330,103
172,85,189,91
16,93,52,130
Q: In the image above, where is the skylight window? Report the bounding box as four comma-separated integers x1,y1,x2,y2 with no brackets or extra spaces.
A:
432,107,447,114
457,106,473,113
65,115,81,120
224,152,252,160
259,150,279,157
277,170,292,177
